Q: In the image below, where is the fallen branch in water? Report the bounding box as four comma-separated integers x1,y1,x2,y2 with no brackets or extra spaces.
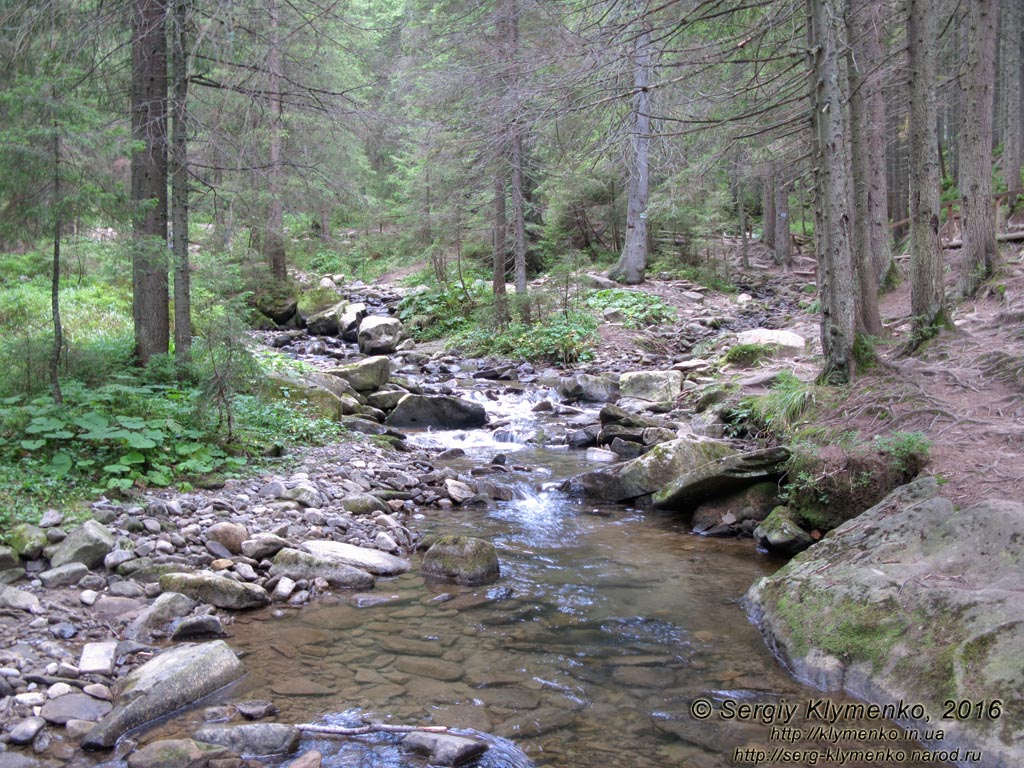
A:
296,722,449,737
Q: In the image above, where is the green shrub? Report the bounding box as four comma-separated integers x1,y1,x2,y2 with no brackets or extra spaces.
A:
873,431,932,474
454,311,598,365
583,288,676,328
728,371,816,440
722,342,778,366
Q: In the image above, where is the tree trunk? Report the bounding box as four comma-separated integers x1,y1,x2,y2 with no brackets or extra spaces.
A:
906,0,945,343
492,174,509,328
611,7,651,285
772,176,792,266
510,129,528,310
131,0,170,366
1000,0,1023,190
51,125,63,405
266,0,287,281
959,0,1000,296
762,170,776,250
171,0,191,372
809,0,856,382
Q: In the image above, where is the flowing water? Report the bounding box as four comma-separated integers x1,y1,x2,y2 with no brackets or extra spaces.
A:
139,386,949,768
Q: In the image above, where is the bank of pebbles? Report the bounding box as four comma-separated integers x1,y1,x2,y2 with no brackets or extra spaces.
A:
0,433,530,764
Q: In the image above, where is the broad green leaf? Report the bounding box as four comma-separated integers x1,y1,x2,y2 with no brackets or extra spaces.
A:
43,430,75,440
126,433,157,449
48,452,73,476
120,451,146,465
20,439,46,450
102,463,130,474
146,470,172,486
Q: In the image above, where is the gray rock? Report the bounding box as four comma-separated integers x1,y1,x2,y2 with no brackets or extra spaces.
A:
325,356,391,392
305,301,348,336
652,446,790,510
8,716,46,745
50,520,116,569
556,373,619,403
169,615,225,640
0,752,43,768
280,483,323,509
0,584,43,614
618,370,682,403
158,571,269,611
83,641,245,749
125,592,197,640
299,541,409,576
39,562,89,589
40,692,112,724
206,522,248,555
562,437,737,502
241,534,289,561
38,509,65,528
744,478,1024,767
0,545,18,571
79,641,118,676
193,723,300,756
734,328,805,357
752,507,812,555
385,394,487,430
421,536,499,586
125,738,231,768
235,700,277,720
9,523,47,560
402,731,488,767
270,548,375,590
339,493,391,515
357,315,404,355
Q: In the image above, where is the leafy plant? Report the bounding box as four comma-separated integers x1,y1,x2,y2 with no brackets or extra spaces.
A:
728,371,816,440
873,431,932,474
583,288,676,328
454,312,598,365
722,342,778,366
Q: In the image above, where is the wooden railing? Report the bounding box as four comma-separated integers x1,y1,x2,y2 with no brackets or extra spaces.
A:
891,187,1024,246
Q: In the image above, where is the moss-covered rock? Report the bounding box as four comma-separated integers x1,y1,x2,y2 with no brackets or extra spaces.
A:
753,506,812,555
744,478,1024,766
421,536,499,586
9,523,47,560
158,571,269,610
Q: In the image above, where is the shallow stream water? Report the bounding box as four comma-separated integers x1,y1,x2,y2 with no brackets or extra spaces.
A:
137,387,949,768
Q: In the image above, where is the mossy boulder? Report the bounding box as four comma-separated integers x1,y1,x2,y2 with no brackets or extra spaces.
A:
325,356,392,393
158,571,269,611
50,520,116,570
618,370,682,403
744,478,1024,766
10,523,47,560
562,437,737,503
652,446,789,510
752,506,812,555
421,536,500,586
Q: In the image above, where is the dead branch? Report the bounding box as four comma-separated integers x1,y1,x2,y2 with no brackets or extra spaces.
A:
296,723,450,737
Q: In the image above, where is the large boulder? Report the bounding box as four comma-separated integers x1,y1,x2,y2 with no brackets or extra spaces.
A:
744,478,1024,767
752,506,812,555
269,548,375,589
325,356,391,393
9,523,47,560
421,536,500,586
0,585,42,614
357,316,404,355
300,540,410,576
556,373,619,403
305,301,348,336
125,592,197,641
158,571,269,611
49,520,116,570
83,641,245,750
338,302,367,341
618,370,682,403
562,437,737,502
126,738,231,768
733,328,806,357
651,446,790,510
385,394,487,430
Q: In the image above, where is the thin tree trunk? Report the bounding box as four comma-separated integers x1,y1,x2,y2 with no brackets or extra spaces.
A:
772,176,792,266
739,196,750,269
131,0,170,366
171,0,191,372
762,169,776,250
846,0,883,335
266,0,287,281
50,125,63,405
959,0,1000,296
809,0,856,382
492,174,509,328
611,5,651,285
510,129,528,309
1001,1,1023,190
907,0,946,343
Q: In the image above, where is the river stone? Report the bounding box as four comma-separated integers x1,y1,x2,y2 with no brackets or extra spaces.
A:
744,478,1024,767
385,394,487,430
393,656,463,682
339,493,391,515
618,370,682,403
734,328,805,357
83,641,245,750
299,541,410,576
357,315,404,355
325,356,391,392
159,571,270,610
752,507,812,555
0,545,18,571
652,446,790,510
170,614,225,640
402,731,487,767
206,522,248,555
0,754,44,768
305,301,348,336
193,723,300,756
8,717,46,745
241,534,289,560
556,373,619,403
0,584,43,614
40,693,112,724
50,520,116,569
125,592,197,640
338,302,367,341
10,523,47,560
79,641,118,676
690,481,779,536
270,548,375,590
285,750,322,768
39,562,89,589
421,536,499,586
562,437,737,502
125,738,231,768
